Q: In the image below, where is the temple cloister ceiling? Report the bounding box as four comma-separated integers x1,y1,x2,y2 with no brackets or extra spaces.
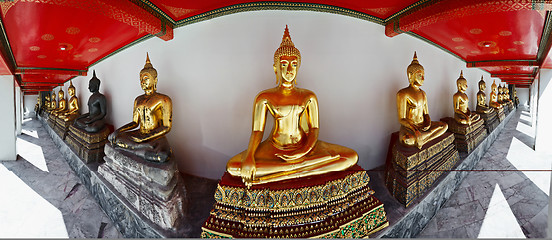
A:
0,0,550,94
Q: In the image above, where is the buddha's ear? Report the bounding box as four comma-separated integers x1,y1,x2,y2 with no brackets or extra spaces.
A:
273,64,277,74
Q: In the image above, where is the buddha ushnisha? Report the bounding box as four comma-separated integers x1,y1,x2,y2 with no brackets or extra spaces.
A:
74,71,107,133
453,71,480,125
397,52,448,149
226,26,357,187
52,89,66,116
489,80,503,109
476,76,491,114
108,54,172,162
59,81,79,121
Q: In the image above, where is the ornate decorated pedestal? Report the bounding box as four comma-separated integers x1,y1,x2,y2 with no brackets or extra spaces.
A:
385,132,460,207
47,114,58,129
201,165,388,238
98,143,186,231
441,117,487,153
495,107,506,122
53,116,77,140
66,124,110,163
477,109,499,134
501,103,510,116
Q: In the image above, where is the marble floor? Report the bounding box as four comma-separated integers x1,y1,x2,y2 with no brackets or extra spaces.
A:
418,106,551,238
0,113,122,238
0,107,549,238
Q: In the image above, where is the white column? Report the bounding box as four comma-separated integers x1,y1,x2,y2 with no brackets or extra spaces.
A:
0,75,16,161
15,83,21,135
535,69,552,154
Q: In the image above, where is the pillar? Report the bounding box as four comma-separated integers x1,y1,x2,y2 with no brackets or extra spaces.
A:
0,75,16,161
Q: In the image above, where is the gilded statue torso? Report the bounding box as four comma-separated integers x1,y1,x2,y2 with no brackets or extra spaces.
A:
490,92,498,103
68,97,78,112
257,88,314,150
454,92,469,113
134,93,170,134
400,88,426,127
477,91,486,107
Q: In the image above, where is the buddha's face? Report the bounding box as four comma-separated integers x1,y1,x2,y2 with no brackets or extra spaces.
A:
408,69,424,87
276,55,298,85
89,80,99,92
52,93,55,100
492,84,497,93
140,72,157,94
68,87,75,97
479,82,486,91
59,91,64,99
457,79,467,92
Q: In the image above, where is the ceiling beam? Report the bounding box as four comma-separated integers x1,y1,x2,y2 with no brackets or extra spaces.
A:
385,0,552,37
466,60,538,68
15,67,87,76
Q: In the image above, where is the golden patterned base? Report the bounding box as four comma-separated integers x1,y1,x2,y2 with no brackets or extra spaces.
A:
385,132,460,207
66,125,110,163
441,117,487,153
201,165,388,238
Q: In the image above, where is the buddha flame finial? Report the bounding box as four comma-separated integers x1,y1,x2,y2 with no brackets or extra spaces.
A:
274,25,301,66
460,70,463,77
140,52,158,79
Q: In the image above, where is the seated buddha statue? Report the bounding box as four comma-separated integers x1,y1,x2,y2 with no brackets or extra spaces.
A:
74,71,107,133
59,81,79,122
504,85,512,102
498,85,505,104
108,54,172,163
489,80,503,109
52,89,67,117
397,52,448,149
49,91,57,112
226,26,357,187
44,94,50,111
453,71,480,125
476,76,491,114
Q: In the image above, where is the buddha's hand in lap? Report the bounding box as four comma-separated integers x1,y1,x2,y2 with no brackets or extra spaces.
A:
241,155,256,186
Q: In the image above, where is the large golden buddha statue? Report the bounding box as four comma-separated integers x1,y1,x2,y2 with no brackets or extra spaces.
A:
476,76,491,114
59,81,79,121
489,80,502,109
396,52,448,149
49,91,57,112
226,26,357,187
453,71,480,125
74,71,107,133
108,54,172,163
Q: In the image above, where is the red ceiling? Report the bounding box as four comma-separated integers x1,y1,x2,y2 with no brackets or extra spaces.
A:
0,0,550,93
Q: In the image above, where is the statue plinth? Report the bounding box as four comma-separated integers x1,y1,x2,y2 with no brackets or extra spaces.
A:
98,143,186,231
476,107,499,133
385,131,459,207
66,124,110,163
201,165,388,238
495,106,506,122
53,115,79,140
441,117,486,153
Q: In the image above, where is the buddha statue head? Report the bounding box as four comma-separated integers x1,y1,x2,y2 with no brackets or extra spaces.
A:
456,71,467,93
491,80,498,93
51,91,56,101
89,70,101,93
478,76,486,92
58,89,64,100
68,81,76,97
274,25,301,86
140,53,158,95
407,52,424,87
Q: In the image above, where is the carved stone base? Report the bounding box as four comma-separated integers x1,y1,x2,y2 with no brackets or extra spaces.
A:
66,125,110,163
495,107,506,122
384,132,460,207
441,117,487,153
53,117,75,140
98,143,186,231
478,109,499,134
201,165,388,238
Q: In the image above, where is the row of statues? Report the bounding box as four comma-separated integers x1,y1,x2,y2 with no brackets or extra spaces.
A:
37,26,516,238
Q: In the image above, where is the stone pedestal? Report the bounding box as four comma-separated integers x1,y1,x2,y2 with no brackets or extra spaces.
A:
53,116,77,140
502,103,510,116
441,117,487,153
477,109,499,134
47,113,57,128
66,125,110,163
384,132,460,207
495,107,506,122
201,165,388,238
98,143,186,232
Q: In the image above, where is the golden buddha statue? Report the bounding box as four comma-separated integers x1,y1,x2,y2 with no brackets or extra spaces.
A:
498,85,505,103
45,94,51,110
489,80,503,109
397,52,448,149
504,84,511,102
74,70,107,133
108,54,172,163
476,76,491,114
52,89,67,116
49,91,57,112
59,81,79,121
226,26,357,187
453,71,480,125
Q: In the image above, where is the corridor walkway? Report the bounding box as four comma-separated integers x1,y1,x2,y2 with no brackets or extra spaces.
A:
0,113,121,238
0,107,549,238
418,106,551,238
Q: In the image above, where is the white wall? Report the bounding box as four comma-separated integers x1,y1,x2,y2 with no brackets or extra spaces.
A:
23,94,38,115
56,10,494,179
516,88,529,106
535,69,552,154
0,76,16,161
